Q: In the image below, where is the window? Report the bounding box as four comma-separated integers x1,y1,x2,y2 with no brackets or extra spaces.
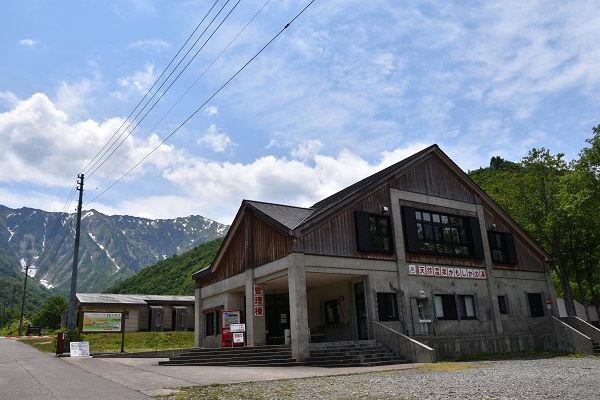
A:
403,206,484,259
324,300,340,324
458,295,477,319
434,294,477,320
355,212,394,253
205,312,215,336
377,292,399,321
434,294,458,320
498,295,508,315
415,210,470,256
488,231,518,264
527,293,545,318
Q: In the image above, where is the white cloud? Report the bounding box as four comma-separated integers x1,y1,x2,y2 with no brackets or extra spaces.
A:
204,106,218,116
19,38,38,47
0,91,19,108
151,143,432,223
197,124,233,153
56,80,93,118
0,92,127,186
290,139,324,161
127,38,171,52
113,64,155,98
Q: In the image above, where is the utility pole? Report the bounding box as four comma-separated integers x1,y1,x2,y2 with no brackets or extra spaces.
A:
66,173,84,332
18,263,30,335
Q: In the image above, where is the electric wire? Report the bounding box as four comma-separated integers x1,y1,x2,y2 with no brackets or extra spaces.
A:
90,0,273,193
81,0,220,175
85,0,233,178
85,0,317,207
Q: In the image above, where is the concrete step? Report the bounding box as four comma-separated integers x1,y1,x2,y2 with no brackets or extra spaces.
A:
171,353,293,362
159,358,298,367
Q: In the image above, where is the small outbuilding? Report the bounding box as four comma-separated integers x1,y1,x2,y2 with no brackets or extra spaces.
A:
76,293,195,332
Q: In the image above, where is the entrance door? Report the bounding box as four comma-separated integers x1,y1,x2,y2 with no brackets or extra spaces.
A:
265,294,290,344
354,282,369,340
527,293,545,317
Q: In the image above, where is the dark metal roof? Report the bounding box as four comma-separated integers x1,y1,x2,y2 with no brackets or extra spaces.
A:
245,200,314,231
76,293,194,305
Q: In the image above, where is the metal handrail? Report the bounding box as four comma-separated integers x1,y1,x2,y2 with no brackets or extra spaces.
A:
372,320,436,363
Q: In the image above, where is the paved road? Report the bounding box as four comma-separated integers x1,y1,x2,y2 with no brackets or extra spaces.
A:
0,339,149,400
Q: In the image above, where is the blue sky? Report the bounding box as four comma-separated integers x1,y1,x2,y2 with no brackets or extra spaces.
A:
1,0,599,224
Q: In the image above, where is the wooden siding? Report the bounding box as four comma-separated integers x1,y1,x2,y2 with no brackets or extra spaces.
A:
400,199,485,268
482,206,547,272
200,210,293,288
300,186,395,260
390,156,477,203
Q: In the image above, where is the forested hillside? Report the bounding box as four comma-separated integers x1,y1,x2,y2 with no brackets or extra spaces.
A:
105,238,223,295
469,125,600,315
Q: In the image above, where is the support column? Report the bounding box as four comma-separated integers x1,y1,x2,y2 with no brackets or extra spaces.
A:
288,253,309,361
194,286,202,348
476,204,503,334
245,269,255,346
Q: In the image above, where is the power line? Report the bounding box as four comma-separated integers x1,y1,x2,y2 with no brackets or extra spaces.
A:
86,0,318,207
90,0,273,194
85,0,233,178
81,0,221,175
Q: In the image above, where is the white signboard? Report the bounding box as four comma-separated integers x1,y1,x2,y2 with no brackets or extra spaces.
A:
230,323,246,333
408,264,487,280
70,341,90,357
233,332,244,343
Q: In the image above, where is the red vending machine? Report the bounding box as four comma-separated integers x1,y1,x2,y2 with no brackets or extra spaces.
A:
220,310,243,347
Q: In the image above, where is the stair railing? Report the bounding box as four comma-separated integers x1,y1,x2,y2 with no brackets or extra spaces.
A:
372,320,436,363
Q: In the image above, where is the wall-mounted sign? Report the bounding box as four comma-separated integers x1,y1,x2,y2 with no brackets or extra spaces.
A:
233,332,244,343
254,285,264,317
408,264,487,280
82,312,122,332
70,341,90,357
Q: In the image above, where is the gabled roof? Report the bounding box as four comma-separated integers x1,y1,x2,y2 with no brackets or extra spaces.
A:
76,293,194,305
245,200,314,231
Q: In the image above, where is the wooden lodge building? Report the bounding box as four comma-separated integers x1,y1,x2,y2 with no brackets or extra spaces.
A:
190,145,597,362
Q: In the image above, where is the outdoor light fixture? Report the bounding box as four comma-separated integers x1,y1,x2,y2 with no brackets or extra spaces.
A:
379,205,389,214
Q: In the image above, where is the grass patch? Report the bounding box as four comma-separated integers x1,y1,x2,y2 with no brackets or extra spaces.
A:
20,331,194,353
159,381,303,400
418,361,482,372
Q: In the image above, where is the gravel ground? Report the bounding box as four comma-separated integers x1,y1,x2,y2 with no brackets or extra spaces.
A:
161,356,600,400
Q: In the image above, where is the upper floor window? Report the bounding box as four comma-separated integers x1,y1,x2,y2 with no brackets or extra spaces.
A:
355,211,394,253
488,230,518,265
402,206,484,259
415,210,470,256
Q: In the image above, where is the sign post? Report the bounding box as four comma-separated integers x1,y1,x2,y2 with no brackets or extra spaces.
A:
120,309,125,353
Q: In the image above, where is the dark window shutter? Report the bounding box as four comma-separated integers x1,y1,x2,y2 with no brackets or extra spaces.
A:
401,206,419,253
503,232,518,264
468,217,484,259
355,211,372,252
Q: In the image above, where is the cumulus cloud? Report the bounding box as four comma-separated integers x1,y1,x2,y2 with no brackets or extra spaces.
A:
19,38,38,47
197,124,233,153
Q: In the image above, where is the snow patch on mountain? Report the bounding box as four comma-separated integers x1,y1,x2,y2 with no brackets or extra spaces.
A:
88,232,120,271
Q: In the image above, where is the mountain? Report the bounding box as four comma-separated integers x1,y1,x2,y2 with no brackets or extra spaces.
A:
105,238,223,295
0,205,228,293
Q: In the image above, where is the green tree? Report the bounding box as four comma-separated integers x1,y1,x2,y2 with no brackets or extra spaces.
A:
33,296,68,329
